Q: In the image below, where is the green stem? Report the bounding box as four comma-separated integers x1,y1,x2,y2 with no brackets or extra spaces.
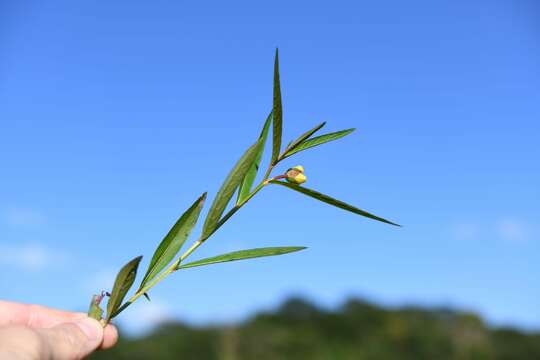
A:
262,163,274,182
111,170,276,320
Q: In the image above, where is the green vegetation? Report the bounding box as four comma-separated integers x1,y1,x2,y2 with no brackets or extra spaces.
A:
90,297,539,360
88,49,399,325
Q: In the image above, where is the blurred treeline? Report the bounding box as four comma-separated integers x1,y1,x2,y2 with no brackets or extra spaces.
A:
91,297,540,360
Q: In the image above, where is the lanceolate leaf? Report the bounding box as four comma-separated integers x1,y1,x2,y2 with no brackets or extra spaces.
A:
202,139,263,239
237,111,272,204
271,181,400,226
281,128,355,159
106,256,142,322
281,121,326,158
271,48,282,165
177,246,307,270
138,193,207,290
88,295,104,321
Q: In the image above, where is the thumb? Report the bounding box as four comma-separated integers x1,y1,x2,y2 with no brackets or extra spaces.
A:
38,317,104,359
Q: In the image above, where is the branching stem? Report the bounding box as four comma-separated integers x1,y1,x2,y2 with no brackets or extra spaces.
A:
111,164,279,320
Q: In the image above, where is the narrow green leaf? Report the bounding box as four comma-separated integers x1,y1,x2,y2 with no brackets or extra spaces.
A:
271,48,282,165
271,181,400,226
202,139,263,239
177,246,307,270
106,255,142,322
281,121,326,157
281,128,355,159
87,295,104,321
138,192,207,290
237,111,272,204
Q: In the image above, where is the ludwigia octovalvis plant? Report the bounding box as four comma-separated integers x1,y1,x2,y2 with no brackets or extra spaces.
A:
87,49,400,325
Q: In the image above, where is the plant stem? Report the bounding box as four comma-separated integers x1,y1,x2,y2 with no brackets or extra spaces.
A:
262,163,274,182
111,166,278,320
111,258,175,318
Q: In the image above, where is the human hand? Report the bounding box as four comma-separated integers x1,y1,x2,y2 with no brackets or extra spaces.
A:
0,300,118,359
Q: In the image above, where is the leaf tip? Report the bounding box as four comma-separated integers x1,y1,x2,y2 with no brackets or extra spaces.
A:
379,216,401,227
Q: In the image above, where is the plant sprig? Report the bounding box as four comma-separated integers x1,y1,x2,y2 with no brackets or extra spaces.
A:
88,49,400,324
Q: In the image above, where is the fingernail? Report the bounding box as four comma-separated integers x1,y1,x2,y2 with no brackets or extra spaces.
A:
75,317,102,341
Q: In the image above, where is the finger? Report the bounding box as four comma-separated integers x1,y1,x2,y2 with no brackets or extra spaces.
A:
37,317,104,359
101,324,119,349
0,300,85,328
0,326,44,359
0,300,31,326
27,306,86,328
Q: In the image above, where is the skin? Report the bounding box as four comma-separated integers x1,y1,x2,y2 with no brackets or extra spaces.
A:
0,300,118,360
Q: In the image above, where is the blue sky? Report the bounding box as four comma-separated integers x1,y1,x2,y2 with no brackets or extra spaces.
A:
1,0,539,335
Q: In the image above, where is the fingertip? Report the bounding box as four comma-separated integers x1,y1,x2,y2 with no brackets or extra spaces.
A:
101,324,119,349
38,318,105,359
75,317,104,342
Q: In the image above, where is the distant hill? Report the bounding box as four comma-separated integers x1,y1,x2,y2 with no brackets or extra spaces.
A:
91,297,540,359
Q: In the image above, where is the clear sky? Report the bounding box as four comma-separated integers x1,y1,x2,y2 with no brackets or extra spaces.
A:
1,0,538,335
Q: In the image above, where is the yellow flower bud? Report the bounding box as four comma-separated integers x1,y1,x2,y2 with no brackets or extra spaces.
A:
286,165,307,184
290,172,307,184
